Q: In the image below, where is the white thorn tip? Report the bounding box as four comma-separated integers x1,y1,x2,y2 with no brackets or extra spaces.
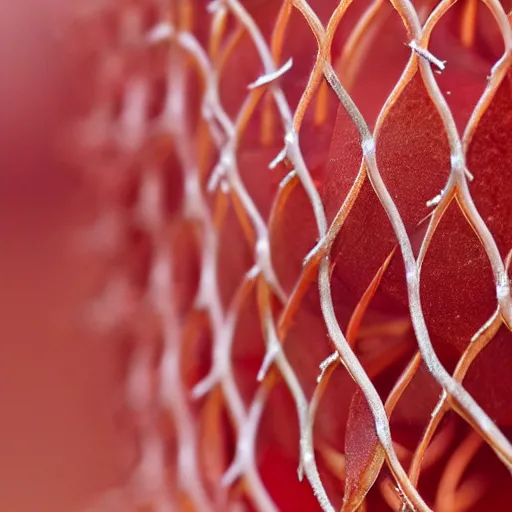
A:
246,265,261,280
317,352,339,383
408,40,446,71
269,147,287,169
257,344,279,382
279,169,297,190
207,165,224,193
426,190,443,208
148,23,173,44
248,58,293,90
221,461,241,487
297,462,304,481
207,0,222,13
190,373,217,399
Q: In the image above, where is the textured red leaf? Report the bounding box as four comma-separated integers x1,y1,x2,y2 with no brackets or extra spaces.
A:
420,202,512,423
420,203,496,357
328,179,398,326
465,326,512,424
466,70,512,258
322,105,363,224
391,363,442,427
343,389,385,511
323,71,452,327
376,73,451,230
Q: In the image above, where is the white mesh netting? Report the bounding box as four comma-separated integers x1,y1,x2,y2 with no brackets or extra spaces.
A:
76,0,512,510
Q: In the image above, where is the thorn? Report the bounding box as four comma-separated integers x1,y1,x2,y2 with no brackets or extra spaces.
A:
257,344,280,382
206,0,222,13
207,163,224,193
191,372,217,399
297,462,304,482
221,460,242,487
431,391,448,418
268,147,287,170
426,189,444,208
317,352,339,383
278,169,297,190
148,23,173,44
408,40,446,71
303,239,326,268
248,58,293,90
246,265,261,280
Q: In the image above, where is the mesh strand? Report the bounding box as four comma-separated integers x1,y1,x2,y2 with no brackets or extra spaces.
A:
78,1,512,510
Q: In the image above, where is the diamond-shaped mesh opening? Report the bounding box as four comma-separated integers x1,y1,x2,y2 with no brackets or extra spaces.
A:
77,0,512,510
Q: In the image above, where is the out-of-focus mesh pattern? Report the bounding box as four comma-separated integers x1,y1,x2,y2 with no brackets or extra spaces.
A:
77,0,512,510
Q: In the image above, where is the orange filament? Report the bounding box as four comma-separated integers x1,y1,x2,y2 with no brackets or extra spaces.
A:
314,80,330,126
461,0,478,49
261,93,276,147
435,431,486,512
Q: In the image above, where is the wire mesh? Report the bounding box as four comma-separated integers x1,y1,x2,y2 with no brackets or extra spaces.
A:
77,0,512,510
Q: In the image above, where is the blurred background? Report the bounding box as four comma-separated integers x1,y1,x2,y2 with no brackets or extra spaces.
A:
0,2,130,511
